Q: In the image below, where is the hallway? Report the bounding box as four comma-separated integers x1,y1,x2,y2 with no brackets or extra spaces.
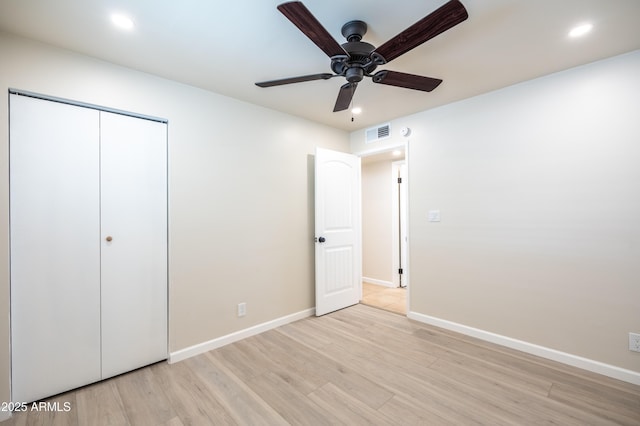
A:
360,282,406,315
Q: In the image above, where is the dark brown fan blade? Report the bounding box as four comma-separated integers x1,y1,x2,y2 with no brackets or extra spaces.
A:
333,82,357,112
256,73,334,87
372,0,468,63
277,2,346,58
372,70,442,92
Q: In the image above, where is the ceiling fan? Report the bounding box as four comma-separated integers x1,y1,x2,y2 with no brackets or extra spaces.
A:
255,0,468,112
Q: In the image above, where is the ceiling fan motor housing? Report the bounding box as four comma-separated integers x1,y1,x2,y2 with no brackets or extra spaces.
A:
331,20,378,82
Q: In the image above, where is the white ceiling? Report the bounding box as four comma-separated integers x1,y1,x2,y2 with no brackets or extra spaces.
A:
1,0,639,131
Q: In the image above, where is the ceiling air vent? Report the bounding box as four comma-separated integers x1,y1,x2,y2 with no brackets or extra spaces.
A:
365,123,391,143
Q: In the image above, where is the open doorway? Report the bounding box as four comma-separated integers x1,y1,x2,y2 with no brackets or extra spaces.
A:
359,146,408,315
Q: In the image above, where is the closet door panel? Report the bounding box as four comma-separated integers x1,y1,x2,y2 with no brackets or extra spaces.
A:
10,95,102,402
100,112,168,379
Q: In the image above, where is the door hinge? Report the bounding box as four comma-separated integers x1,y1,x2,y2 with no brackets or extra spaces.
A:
398,268,403,275
398,177,402,184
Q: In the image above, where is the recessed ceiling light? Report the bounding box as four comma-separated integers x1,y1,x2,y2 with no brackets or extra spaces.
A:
568,23,592,38
351,107,362,115
111,13,134,30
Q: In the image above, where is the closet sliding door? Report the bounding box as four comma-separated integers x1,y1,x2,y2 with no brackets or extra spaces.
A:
10,95,102,403
100,112,167,379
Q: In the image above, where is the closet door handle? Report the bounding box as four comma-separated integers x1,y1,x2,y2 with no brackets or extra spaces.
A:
105,236,113,242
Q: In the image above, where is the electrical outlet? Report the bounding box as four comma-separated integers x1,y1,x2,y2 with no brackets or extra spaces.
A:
237,302,247,317
629,333,640,352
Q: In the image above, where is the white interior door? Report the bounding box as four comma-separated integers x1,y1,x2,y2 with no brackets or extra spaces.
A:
100,112,168,379
315,147,361,316
10,95,102,402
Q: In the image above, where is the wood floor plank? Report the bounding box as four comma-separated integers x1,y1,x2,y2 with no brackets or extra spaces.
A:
112,366,177,426
276,319,335,350
211,332,327,398
190,353,289,425
308,382,396,425
413,325,640,402
549,382,640,426
211,336,278,383
323,323,555,422
310,336,514,424
428,344,554,397
266,331,396,410
250,332,330,394
271,327,402,411
334,303,419,335
323,312,553,404
160,418,185,426
149,359,237,425
378,394,480,426
428,358,620,426
75,380,127,426
320,315,439,367
246,371,341,425
278,315,367,351
420,322,640,397
414,326,567,379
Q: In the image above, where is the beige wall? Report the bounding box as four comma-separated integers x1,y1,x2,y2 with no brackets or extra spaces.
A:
362,160,394,284
352,50,640,373
0,32,350,406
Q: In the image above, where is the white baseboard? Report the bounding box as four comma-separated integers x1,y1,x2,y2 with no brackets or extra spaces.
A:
169,308,315,364
408,311,640,386
362,277,395,288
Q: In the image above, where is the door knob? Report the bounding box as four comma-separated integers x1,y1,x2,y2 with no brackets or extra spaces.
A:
105,236,113,242
318,237,326,243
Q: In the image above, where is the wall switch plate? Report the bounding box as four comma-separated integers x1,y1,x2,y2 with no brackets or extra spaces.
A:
428,210,441,222
629,333,640,352
237,302,247,317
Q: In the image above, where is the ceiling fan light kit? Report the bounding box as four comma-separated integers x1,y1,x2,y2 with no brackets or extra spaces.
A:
256,0,468,112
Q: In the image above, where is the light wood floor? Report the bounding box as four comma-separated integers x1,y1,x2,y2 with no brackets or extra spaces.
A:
361,282,406,315
5,304,640,425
